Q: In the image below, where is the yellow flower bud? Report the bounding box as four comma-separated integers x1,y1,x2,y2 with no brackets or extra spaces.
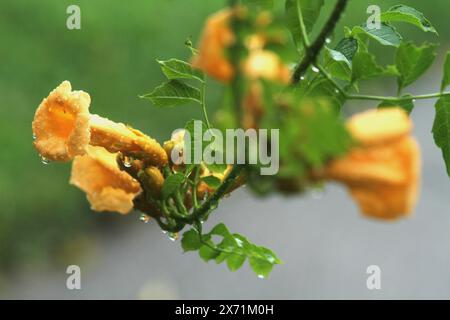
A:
325,108,420,220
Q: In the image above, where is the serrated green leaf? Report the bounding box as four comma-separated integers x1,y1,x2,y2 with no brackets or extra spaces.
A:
381,5,437,35
441,52,450,92
249,257,274,278
395,42,437,90
161,172,185,199
205,162,228,174
352,51,385,82
285,0,324,49
305,76,346,111
209,223,232,238
352,23,402,47
432,96,450,176
141,80,201,107
227,254,246,272
243,0,273,9
157,59,204,82
181,229,202,252
324,47,352,81
185,119,207,164
378,96,414,114
201,176,222,189
199,242,220,262
334,37,358,62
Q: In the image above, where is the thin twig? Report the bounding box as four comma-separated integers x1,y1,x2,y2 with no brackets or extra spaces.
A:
291,0,349,84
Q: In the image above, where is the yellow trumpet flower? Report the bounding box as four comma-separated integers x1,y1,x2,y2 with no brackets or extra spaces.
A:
70,146,142,215
32,81,168,166
325,108,420,220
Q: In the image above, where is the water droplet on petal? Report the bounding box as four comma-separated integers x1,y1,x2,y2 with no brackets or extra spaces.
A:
168,232,179,242
311,66,319,73
40,156,50,165
140,214,150,223
124,160,132,168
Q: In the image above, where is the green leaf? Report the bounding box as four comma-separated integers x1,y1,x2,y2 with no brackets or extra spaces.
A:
209,223,234,238
381,5,438,35
249,257,274,278
205,162,228,174
184,119,207,164
304,77,346,111
161,172,185,199
285,0,324,49
432,96,450,176
441,52,450,92
157,59,204,82
181,229,202,252
201,176,222,189
352,51,385,82
243,0,273,9
395,42,437,90
324,47,352,81
334,37,358,62
352,23,402,47
227,254,246,272
199,241,220,262
378,96,414,114
141,80,201,107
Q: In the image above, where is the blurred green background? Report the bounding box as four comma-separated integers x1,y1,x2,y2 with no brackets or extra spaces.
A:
0,0,448,274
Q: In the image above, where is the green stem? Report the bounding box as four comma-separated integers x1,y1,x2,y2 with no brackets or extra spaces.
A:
190,164,243,223
192,166,200,209
316,62,450,103
201,82,211,129
296,0,310,48
291,0,349,84
315,63,346,96
347,92,450,102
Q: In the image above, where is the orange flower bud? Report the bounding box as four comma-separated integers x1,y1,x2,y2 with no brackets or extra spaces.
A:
32,81,168,166
192,9,290,83
70,146,141,214
192,9,235,82
325,108,420,220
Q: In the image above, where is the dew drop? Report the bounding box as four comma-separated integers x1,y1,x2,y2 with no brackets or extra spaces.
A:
40,156,50,165
257,274,266,279
140,214,150,223
300,76,305,81
168,232,179,242
335,89,340,94
412,99,416,103
325,38,332,44
124,160,132,168
311,66,319,73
